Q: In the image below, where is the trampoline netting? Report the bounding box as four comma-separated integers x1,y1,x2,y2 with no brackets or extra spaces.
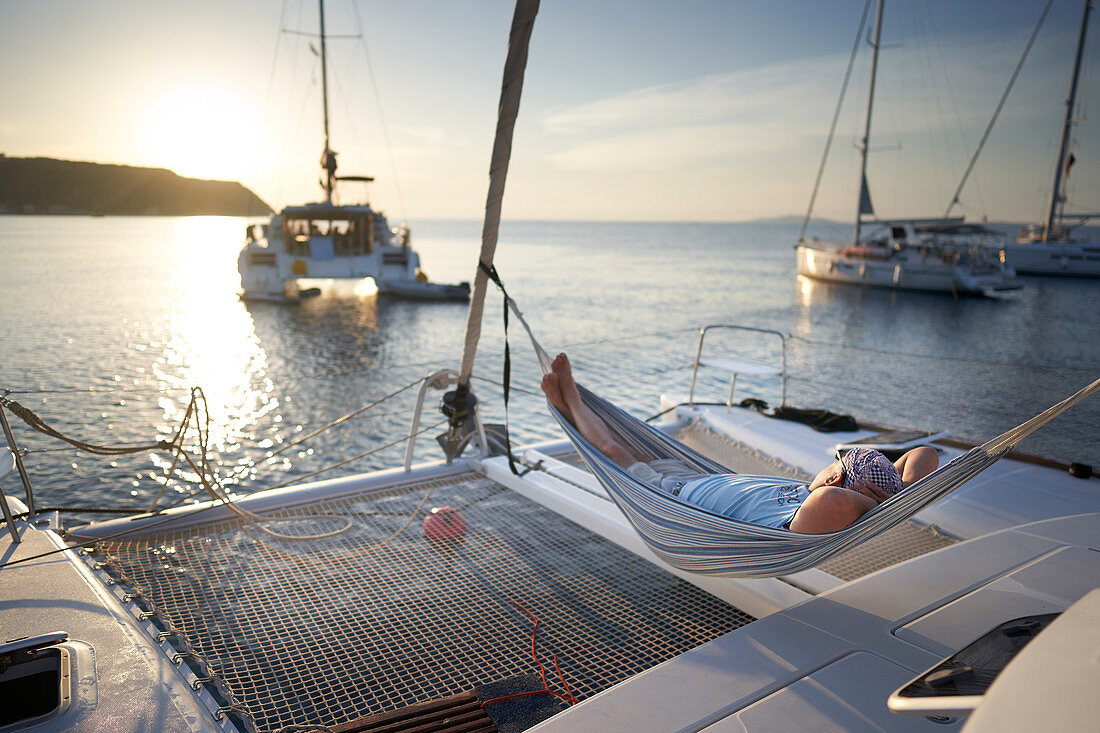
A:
97,472,753,732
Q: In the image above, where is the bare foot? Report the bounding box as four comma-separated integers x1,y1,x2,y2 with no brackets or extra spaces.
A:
552,352,578,392
547,352,642,468
552,353,585,413
541,372,574,423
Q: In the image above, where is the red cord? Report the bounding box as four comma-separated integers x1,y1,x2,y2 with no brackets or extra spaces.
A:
480,601,578,709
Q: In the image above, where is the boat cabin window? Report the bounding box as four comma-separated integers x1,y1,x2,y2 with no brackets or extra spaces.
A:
284,214,374,257
891,226,907,241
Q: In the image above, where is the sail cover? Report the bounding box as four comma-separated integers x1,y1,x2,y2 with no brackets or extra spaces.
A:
858,172,875,216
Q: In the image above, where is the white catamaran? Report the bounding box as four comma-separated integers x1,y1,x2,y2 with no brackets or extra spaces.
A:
3,2,1099,732
794,0,1022,296
236,0,469,303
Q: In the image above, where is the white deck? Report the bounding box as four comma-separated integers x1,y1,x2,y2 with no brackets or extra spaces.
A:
0,499,237,732
528,513,1100,732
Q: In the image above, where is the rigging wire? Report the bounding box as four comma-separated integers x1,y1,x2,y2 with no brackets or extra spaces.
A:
911,2,947,208
251,0,293,209
1063,0,1097,215
924,1,981,215
261,418,447,491
156,388,443,511
800,0,874,242
0,394,453,569
944,0,1054,218
2,386,194,396
0,378,442,546
274,0,315,207
213,377,426,487
155,418,443,511
351,0,408,225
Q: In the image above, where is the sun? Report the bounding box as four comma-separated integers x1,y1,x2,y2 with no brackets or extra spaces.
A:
141,86,260,182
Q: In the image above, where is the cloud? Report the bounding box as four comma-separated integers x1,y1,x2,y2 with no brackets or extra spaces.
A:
540,55,849,136
543,121,811,173
404,126,451,148
534,31,1068,186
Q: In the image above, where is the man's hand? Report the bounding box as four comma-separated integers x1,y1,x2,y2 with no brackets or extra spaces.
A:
848,478,889,505
808,460,845,491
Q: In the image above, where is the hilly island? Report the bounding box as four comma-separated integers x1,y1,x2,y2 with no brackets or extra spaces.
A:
0,155,271,216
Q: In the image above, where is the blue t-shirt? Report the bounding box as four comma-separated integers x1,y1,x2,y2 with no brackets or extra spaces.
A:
677,474,810,529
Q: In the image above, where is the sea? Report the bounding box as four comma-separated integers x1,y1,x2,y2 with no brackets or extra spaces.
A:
1,215,1098,518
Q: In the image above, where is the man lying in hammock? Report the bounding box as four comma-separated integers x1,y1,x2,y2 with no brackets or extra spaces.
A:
542,353,938,534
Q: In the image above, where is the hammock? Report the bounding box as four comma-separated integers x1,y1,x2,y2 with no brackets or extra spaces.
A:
552,375,1098,578
506,302,1100,578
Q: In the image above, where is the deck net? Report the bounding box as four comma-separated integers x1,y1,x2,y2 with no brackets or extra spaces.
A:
98,472,753,733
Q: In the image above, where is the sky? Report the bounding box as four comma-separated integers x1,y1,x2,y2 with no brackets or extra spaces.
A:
2,0,1097,223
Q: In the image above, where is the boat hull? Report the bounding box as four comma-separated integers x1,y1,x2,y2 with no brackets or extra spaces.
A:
796,244,1021,295
238,208,468,301
377,279,470,301
1002,240,1100,277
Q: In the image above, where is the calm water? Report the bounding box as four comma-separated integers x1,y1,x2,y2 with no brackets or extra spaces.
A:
1,215,1097,515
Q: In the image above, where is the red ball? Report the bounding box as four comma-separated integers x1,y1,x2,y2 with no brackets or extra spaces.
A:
422,506,467,540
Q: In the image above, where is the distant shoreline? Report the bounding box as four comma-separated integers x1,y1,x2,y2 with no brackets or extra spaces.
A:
0,155,272,217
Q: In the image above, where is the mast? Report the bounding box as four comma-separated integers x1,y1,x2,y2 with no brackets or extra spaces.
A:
455,0,539,389
319,0,336,202
854,0,884,245
1044,0,1093,241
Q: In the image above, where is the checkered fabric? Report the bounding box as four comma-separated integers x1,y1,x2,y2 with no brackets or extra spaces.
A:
841,448,905,496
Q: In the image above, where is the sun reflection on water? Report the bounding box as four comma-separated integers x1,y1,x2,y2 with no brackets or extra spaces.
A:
150,217,277,495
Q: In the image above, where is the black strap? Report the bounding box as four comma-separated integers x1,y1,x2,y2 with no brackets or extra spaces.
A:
478,261,521,475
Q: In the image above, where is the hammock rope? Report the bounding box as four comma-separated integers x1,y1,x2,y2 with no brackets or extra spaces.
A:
491,289,1100,578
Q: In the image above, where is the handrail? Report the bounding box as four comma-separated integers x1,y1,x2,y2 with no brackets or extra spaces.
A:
404,370,457,470
0,449,20,543
0,402,35,528
688,324,788,408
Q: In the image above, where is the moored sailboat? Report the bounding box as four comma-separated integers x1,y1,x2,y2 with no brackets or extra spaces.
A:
794,0,1021,296
236,0,469,302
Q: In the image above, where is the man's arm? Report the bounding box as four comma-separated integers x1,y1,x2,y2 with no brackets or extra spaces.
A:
807,459,844,492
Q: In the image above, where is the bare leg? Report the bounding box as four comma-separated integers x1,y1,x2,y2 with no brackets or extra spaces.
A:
546,353,644,468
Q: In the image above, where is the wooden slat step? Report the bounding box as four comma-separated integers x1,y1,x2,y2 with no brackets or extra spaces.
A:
332,692,498,733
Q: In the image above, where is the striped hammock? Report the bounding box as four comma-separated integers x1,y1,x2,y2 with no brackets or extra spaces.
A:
513,318,1099,578
548,378,1098,578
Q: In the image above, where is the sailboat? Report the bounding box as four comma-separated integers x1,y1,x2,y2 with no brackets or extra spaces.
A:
3,2,1100,731
1004,0,1100,277
795,0,1022,296
236,0,470,302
